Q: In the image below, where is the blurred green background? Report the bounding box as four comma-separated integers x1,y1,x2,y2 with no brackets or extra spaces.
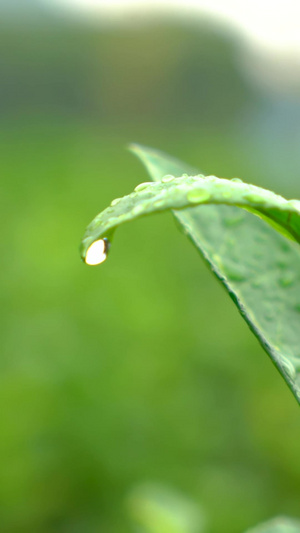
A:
1,6,300,533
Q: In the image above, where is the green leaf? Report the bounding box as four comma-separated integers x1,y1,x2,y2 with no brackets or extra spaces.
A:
80,145,300,404
80,174,300,247
244,516,300,533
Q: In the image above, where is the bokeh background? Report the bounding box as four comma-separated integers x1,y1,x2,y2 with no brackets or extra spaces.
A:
1,1,300,532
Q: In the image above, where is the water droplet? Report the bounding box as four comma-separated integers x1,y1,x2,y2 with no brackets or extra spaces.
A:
244,193,265,204
231,177,243,183
85,238,110,266
134,182,153,192
111,197,122,207
162,175,175,183
280,356,296,381
187,188,210,204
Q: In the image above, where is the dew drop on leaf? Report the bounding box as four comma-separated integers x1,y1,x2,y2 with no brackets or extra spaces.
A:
134,182,153,192
111,197,122,207
187,188,210,204
85,238,110,266
161,175,175,183
244,193,265,203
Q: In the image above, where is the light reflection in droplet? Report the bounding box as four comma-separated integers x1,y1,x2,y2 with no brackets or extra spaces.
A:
85,238,109,265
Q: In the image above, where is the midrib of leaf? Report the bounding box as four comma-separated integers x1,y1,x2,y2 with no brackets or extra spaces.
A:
80,144,300,404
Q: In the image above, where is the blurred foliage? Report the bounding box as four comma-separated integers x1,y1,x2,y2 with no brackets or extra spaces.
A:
126,483,205,533
245,517,300,533
1,15,300,533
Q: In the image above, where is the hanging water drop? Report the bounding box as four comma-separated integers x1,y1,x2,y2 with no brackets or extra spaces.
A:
85,238,110,266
